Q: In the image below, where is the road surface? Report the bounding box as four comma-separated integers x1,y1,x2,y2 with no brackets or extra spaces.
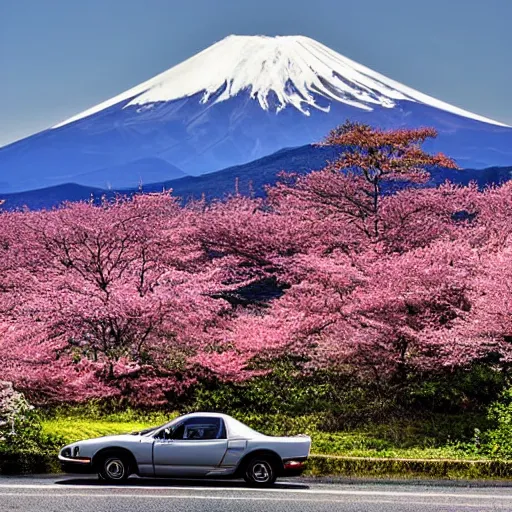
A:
1,475,512,511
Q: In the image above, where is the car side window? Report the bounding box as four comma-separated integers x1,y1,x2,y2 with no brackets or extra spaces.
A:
171,417,226,440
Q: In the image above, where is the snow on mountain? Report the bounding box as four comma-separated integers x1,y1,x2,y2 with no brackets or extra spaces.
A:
1,35,512,194
54,35,506,128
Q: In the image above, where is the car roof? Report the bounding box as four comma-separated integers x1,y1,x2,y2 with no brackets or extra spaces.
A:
178,412,232,420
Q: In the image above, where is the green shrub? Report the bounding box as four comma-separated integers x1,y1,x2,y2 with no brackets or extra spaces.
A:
480,386,512,459
187,364,503,430
189,367,336,416
402,364,506,413
0,381,55,451
0,448,59,475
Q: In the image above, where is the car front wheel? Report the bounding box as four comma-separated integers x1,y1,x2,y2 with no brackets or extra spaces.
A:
98,455,130,483
243,457,277,486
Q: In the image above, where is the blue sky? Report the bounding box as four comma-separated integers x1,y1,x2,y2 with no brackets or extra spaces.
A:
1,0,510,147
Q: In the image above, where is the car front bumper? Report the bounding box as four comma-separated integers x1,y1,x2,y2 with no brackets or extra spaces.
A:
58,454,94,474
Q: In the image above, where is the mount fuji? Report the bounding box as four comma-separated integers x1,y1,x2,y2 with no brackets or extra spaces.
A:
1,34,511,193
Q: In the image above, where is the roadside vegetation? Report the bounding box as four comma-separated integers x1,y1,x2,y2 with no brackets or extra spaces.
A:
4,369,512,476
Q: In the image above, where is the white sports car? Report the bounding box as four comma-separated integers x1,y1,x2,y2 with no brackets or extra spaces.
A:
58,412,311,486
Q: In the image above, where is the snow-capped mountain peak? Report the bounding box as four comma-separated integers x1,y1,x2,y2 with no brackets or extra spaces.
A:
54,35,507,128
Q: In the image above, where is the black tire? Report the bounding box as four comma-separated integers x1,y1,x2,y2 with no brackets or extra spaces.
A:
97,453,130,483
243,456,277,487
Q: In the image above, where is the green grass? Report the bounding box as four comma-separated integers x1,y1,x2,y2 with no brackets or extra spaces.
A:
42,411,176,446
42,419,155,445
311,432,486,460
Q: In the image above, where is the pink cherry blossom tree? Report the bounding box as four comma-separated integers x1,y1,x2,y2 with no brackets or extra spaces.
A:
0,195,236,404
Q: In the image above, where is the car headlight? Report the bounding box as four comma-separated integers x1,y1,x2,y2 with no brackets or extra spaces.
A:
61,447,71,458
73,446,80,457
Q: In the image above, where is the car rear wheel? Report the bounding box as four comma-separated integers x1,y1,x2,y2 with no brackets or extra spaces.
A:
98,454,130,483
243,457,277,487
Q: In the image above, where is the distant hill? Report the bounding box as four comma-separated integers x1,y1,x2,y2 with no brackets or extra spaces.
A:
0,183,106,211
1,144,511,211
0,144,338,209
139,144,341,200
74,157,187,189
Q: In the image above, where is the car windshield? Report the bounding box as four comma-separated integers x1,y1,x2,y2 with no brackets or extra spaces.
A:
129,416,181,436
130,425,161,435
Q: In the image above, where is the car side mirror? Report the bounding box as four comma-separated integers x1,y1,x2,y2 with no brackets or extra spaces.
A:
155,427,172,440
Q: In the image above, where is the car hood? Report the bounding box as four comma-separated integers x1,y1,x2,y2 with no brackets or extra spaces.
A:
62,433,143,452
79,433,142,445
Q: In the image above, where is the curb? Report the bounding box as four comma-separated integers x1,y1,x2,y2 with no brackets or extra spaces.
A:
306,454,512,480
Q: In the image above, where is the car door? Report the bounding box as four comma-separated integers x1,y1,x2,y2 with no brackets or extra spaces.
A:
153,416,228,476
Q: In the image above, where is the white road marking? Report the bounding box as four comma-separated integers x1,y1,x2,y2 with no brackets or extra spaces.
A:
0,492,503,507
0,483,511,500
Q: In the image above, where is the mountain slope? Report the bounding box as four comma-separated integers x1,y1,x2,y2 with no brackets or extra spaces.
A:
1,35,511,193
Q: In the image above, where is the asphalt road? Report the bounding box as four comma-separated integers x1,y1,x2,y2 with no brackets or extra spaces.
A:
1,475,512,511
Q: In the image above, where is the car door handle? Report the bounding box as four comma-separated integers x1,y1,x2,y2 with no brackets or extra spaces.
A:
227,440,246,450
